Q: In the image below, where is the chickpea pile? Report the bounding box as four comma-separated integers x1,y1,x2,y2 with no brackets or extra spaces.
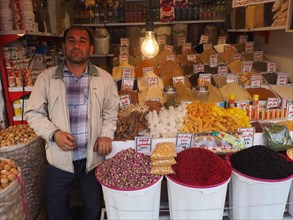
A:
0,124,36,147
0,159,19,190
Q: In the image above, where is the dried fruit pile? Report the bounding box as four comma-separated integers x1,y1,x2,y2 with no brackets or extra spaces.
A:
0,159,19,189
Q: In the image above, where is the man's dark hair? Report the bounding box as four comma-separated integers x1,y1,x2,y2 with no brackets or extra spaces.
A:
63,26,94,46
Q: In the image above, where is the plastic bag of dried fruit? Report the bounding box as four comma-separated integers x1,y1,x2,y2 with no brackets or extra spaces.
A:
0,158,28,220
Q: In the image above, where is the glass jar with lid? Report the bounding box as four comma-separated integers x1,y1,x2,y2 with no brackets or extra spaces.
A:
194,85,209,103
163,86,177,108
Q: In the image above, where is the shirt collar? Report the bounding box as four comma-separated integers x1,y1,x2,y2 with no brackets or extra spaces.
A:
63,64,89,78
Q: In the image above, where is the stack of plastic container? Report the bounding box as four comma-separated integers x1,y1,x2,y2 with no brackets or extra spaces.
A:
12,0,36,31
0,1,14,31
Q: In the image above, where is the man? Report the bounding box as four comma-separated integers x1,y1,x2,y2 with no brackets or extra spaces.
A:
25,26,119,220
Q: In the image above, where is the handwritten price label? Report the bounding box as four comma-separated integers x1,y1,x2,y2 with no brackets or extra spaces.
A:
238,35,248,44
217,36,227,45
157,35,166,45
121,78,134,91
241,61,253,73
233,53,241,61
120,38,129,47
142,66,154,75
236,101,249,110
250,76,262,88
245,42,254,53
238,127,255,147
253,51,263,62
287,104,293,120
193,64,205,74
226,74,238,84
200,35,209,44
122,67,133,79
135,137,152,154
119,94,131,108
267,62,276,73
173,76,185,85
176,133,193,151
166,54,175,62
187,54,196,62
266,98,280,109
276,73,288,85
182,43,192,52
147,77,159,87
178,37,186,46
218,66,228,76
209,54,218,67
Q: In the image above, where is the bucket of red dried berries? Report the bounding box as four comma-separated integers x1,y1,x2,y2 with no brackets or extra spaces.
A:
95,148,162,220
166,148,232,220
226,145,293,220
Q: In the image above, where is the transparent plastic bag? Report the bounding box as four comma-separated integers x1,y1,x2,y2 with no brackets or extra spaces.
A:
263,124,293,151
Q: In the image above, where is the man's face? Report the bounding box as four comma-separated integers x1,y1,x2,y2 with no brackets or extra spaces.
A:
63,28,94,65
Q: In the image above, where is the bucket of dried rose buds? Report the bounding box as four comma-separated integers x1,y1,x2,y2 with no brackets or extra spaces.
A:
227,145,293,220
166,148,231,220
95,148,163,220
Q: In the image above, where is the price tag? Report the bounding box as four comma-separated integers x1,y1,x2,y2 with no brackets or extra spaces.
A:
199,35,209,44
217,36,227,45
121,78,134,91
135,136,152,154
166,54,175,62
236,101,249,110
147,77,159,87
233,53,241,61
173,76,185,85
193,64,205,74
241,61,253,73
238,127,255,148
226,74,238,84
119,55,128,63
209,54,218,67
266,98,280,109
157,35,166,45
187,54,196,62
120,38,129,47
250,76,262,88
287,104,293,120
176,133,193,151
142,66,154,75
224,44,233,51
245,42,254,53
178,37,186,46
148,98,161,102
119,94,131,108
199,73,212,83
267,62,276,73
218,65,228,76
253,51,263,62
203,43,212,50
119,46,129,55
122,67,133,79
164,45,173,51
276,73,289,85
182,43,192,52
238,35,248,44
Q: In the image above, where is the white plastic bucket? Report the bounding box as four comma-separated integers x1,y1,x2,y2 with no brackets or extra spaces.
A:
166,175,230,220
101,176,163,220
229,169,292,220
288,182,293,216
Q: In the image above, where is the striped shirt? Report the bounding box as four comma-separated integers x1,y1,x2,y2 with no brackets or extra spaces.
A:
63,66,89,161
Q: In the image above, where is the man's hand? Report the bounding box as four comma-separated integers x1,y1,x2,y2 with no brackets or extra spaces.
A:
54,130,77,151
93,137,112,155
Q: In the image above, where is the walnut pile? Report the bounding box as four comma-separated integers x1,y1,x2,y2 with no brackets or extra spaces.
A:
0,159,19,190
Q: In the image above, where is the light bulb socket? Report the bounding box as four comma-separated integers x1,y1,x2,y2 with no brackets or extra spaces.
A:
145,19,154,32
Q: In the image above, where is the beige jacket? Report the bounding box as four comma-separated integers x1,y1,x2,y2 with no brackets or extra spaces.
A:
24,62,119,173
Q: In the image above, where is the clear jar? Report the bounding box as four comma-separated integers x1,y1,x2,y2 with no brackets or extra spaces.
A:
163,86,177,107
194,86,209,103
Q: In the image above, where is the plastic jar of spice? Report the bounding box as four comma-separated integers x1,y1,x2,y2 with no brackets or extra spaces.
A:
163,86,177,107
194,86,209,103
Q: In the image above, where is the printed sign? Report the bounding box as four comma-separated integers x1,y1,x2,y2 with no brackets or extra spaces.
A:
233,53,241,61
238,127,255,148
173,76,185,85
199,35,209,44
178,37,186,46
135,136,152,154
209,54,218,67
241,61,253,73
253,51,263,62
236,101,249,110
176,133,193,151
245,42,254,53
267,62,276,73
147,77,159,87
193,64,205,74
226,74,238,84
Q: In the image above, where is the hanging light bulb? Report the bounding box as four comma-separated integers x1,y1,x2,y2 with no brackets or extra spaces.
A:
141,1,159,58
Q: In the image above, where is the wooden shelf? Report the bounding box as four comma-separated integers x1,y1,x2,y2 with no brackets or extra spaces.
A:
77,19,225,27
90,54,114,58
227,26,286,32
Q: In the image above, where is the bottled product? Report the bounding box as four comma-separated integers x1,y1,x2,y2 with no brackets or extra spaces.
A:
228,94,235,108
194,86,209,103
